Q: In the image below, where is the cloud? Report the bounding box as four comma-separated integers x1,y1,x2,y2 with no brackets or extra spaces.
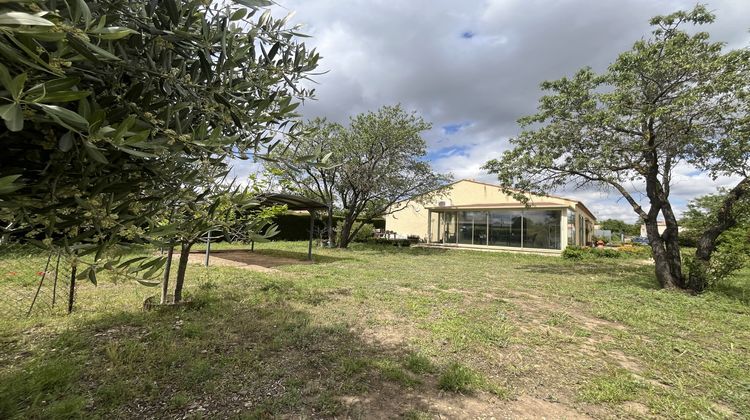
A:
230,0,750,221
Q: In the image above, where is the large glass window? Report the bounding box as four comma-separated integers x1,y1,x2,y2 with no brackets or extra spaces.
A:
567,211,576,246
579,215,585,245
458,211,487,245
435,209,562,250
488,210,522,247
440,212,457,244
523,210,561,249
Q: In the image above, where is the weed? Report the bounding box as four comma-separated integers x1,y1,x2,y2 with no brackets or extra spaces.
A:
438,363,477,393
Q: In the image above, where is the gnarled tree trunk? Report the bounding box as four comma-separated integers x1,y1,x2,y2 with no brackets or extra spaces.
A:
644,219,683,289
337,215,355,249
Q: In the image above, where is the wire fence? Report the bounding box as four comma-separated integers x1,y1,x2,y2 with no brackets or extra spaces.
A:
0,245,74,319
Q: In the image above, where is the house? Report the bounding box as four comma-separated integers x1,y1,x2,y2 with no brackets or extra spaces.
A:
383,179,597,253
639,221,683,237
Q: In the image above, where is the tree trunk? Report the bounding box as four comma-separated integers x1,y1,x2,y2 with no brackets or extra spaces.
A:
338,215,355,249
173,242,192,303
161,242,174,304
688,177,750,291
660,203,684,288
644,219,682,289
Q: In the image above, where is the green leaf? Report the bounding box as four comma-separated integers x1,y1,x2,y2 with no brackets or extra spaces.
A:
33,90,90,103
59,131,74,152
9,72,27,100
26,77,81,95
0,103,23,131
117,256,148,269
38,104,89,129
136,279,161,287
66,33,121,62
235,0,274,9
0,63,12,93
0,12,55,26
73,0,92,25
115,145,157,158
83,141,108,163
89,26,137,40
0,174,22,195
230,8,247,21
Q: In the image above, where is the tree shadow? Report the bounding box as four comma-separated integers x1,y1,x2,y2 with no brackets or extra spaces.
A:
709,273,750,304
195,248,350,266
518,260,661,291
349,243,450,256
0,281,478,419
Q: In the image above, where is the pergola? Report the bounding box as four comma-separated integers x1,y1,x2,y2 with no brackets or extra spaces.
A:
256,193,328,261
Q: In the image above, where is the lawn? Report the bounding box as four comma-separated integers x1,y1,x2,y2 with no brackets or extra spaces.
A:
1,242,749,419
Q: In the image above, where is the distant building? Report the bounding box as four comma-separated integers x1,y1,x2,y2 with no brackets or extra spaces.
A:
383,179,597,253
639,222,685,237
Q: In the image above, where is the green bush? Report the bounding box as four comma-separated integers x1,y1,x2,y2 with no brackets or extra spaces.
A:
686,227,750,288
562,245,651,260
591,248,621,258
562,246,587,259
335,221,375,243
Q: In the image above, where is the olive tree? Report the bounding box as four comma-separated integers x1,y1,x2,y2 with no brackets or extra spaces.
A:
0,0,318,283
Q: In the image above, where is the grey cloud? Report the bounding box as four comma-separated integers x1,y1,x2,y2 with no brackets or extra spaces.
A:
235,0,750,220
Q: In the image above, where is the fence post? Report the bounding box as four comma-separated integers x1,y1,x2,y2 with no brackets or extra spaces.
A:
68,263,76,314
205,230,211,267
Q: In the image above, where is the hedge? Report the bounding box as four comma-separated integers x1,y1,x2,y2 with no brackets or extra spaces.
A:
268,213,385,241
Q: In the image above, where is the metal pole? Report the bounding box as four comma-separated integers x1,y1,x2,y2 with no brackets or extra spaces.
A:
68,264,77,314
308,210,315,261
205,230,211,267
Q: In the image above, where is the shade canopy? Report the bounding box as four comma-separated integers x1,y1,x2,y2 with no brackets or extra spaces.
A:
256,193,328,211
255,193,326,261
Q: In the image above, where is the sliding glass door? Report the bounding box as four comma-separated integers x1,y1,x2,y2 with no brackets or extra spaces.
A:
458,211,487,245
432,209,562,250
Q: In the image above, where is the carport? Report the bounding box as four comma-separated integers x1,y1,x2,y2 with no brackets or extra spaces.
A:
256,193,328,261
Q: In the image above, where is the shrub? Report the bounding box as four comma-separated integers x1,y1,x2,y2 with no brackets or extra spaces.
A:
591,248,621,258
335,221,375,243
563,244,651,260
562,246,587,259
686,227,750,288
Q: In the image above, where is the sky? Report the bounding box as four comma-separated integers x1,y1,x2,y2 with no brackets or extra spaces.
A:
237,0,750,223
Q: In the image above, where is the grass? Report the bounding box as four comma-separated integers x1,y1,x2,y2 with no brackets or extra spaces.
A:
0,241,749,418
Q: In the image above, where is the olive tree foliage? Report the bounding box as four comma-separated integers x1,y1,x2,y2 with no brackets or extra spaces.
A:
0,0,319,282
483,6,750,291
264,118,343,247
159,165,284,303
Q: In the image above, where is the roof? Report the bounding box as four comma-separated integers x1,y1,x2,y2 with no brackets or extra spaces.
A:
256,193,327,211
427,202,570,210
398,179,597,221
